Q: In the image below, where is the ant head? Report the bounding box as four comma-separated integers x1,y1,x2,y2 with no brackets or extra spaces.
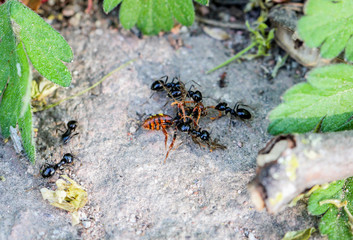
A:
190,128,200,137
215,102,227,111
200,130,210,141
41,165,56,178
177,119,192,132
62,153,74,164
67,120,78,131
192,90,202,102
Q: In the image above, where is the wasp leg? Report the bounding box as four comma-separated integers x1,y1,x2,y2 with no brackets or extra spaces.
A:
164,127,177,164
161,126,168,150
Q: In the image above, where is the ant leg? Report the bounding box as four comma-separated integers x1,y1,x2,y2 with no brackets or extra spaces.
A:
55,122,67,134
164,127,177,164
72,132,79,140
161,127,168,150
207,106,223,120
56,128,65,134
64,133,79,144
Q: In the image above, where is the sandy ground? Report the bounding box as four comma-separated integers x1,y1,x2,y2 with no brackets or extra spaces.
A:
0,13,321,240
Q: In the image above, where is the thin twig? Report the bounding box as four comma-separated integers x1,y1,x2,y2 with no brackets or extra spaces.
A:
195,16,247,30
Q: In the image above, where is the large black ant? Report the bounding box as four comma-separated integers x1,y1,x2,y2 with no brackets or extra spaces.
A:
212,102,252,120
41,153,75,178
57,120,78,144
151,76,183,99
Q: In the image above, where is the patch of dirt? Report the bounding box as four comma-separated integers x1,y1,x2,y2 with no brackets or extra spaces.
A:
0,2,321,240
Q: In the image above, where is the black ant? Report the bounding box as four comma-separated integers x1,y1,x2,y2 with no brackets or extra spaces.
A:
186,86,207,125
151,76,183,99
41,153,75,178
57,120,78,144
190,128,226,150
212,102,252,120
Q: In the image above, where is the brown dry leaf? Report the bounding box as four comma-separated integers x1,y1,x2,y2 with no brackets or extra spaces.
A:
171,24,182,35
168,35,184,50
21,0,42,11
203,26,230,41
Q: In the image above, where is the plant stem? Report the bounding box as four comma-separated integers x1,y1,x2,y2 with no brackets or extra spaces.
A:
206,42,256,74
33,59,136,112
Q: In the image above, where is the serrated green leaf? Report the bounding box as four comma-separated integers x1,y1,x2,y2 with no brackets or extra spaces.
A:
194,0,208,6
103,0,203,35
18,104,35,163
136,0,155,35
167,0,194,26
319,207,353,240
268,64,353,135
103,0,122,13
10,0,73,86
308,181,345,215
282,227,315,240
297,0,353,62
152,0,173,32
308,178,353,240
0,41,31,138
0,3,15,95
119,0,141,29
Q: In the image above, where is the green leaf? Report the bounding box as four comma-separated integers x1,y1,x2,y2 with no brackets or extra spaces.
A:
282,227,316,240
0,3,15,95
18,104,35,163
103,0,122,13
307,178,353,240
103,0,203,35
119,0,141,29
297,0,353,62
0,41,31,138
167,0,195,26
194,0,208,5
308,181,345,215
10,0,73,86
0,0,74,163
319,206,353,240
268,64,353,135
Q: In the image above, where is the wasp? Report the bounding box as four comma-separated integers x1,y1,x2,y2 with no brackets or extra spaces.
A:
143,114,173,150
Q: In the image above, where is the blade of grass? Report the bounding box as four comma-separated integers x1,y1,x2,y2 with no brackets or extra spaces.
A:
206,42,256,74
33,59,136,112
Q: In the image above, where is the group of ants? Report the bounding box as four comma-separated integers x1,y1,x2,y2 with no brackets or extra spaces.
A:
40,75,251,177
143,75,252,163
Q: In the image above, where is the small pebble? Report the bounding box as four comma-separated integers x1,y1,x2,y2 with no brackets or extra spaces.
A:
82,220,91,229
249,232,258,240
62,6,75,17
129,126,137,134
96,29,103,36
